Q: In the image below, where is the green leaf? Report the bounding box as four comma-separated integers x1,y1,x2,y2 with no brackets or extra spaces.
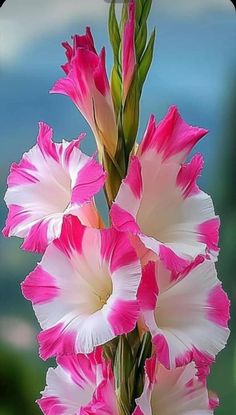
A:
103,337,119,363
114,335,134,387
127,363,137,406
138,28,156,92
101,148,123,206
135,0,143,27
114,335,135,415
133,332,152,401
122,67,140,154
135,22,147,62
137,332,152,370
127,325,141,358
139,0,152,27
108,0,121,61
120,1,129,33
111,65,122,118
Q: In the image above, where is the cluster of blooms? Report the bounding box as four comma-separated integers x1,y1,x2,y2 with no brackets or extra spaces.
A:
3,1,230,414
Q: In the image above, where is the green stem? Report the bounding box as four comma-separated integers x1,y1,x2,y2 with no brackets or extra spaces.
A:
112,330,152,415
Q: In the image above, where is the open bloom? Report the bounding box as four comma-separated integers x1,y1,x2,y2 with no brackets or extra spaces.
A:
122,0,136,100
138,259,230,369
21,215,141,359
111,106,219,273
51,27,118,159
3,122,105,253
38,349,119,415
134,354,218,415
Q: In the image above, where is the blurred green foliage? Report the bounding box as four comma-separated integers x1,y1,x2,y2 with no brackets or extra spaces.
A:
208,78,236,414
0,346,47,415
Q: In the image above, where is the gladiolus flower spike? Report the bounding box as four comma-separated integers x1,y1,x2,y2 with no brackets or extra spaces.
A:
3,1,230,415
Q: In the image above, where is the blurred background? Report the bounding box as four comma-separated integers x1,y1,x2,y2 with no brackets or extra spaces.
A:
0,0,235,413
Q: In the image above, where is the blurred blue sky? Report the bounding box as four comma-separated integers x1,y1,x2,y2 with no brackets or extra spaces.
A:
0,1,235,177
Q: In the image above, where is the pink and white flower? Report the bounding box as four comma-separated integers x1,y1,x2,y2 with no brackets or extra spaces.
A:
38,348,119,415
138,259,230,369
122,0,136,100
3,122,105,253
21,215,141,359
133,354,217,415
111,106,219,273
81,359,119,415
51,27,118,159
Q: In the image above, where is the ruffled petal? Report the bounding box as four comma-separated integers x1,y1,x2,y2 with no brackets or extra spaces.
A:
81,362,119,415
134,355,214,415
61,27,96,74
3,123,105,252
22,215,141,358
111,107,219,273
38,351,103,415
139,106,207,161
51,30,117,159
142,260,230,369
